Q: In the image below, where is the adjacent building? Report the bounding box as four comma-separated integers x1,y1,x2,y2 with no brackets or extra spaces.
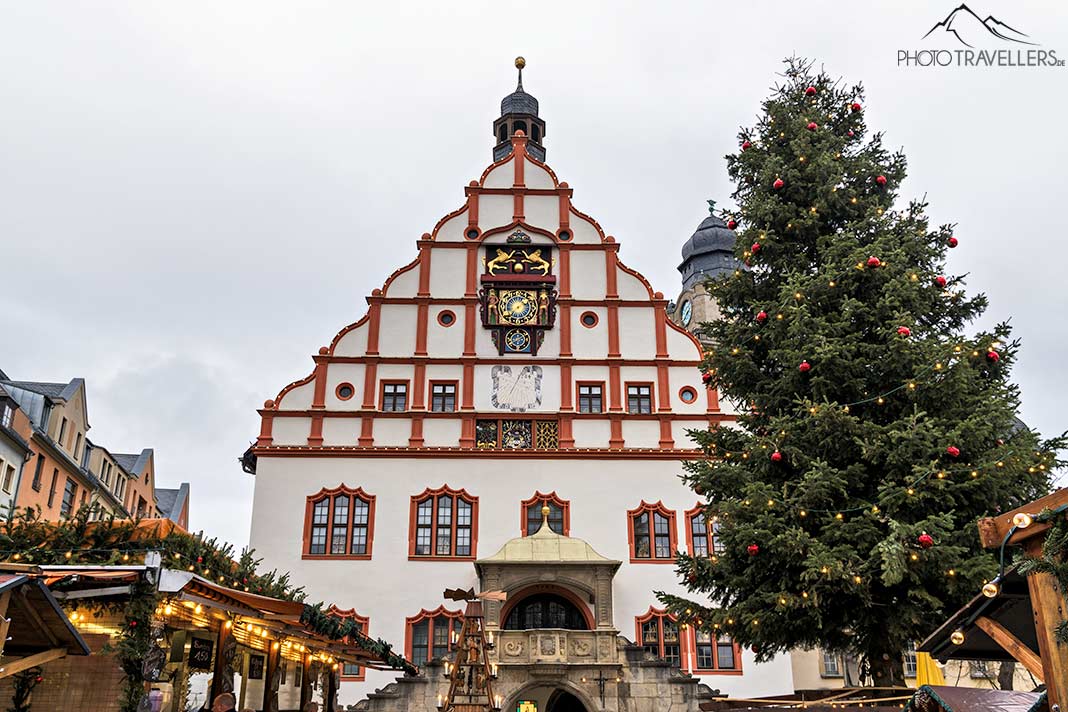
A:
245,62,795,710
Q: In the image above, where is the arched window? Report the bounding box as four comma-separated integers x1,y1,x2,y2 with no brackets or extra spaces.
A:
691,628,741,674
303,486,376,560
409,486,478,560
503,593,587,630
498,124,507,143
635,608,682,667
531,124,541,142
627,501,677,563
513,120,527,136
405,606,462,668
685,504,724,557
520,491,570,536
328,606,370,680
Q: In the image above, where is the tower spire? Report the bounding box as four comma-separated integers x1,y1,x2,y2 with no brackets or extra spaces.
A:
493,56,546,162
515,56,525,92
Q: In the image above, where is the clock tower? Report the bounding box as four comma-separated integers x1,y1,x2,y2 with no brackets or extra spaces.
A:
669,203,738,343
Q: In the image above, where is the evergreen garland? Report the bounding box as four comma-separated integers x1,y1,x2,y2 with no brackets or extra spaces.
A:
300,604,418,675
1016,508,1068,643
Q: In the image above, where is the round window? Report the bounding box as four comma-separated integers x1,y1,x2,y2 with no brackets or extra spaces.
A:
678,386,698,404
465,228,480,240
336,383,355,400
558,229,571,242
580,311,598,328
437,310,456,327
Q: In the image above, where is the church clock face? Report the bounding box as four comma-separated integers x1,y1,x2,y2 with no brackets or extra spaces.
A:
499,290,538,325
681,300,693,327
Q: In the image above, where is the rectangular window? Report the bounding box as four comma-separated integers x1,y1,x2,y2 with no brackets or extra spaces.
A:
456,499,472,557
351,497,370,555
695,630,715,670
58,418,68,447
639,614,681,668
633,512,650,558
690,512,709,557
577,383,603,414
1,406,12,429
74,433,83,461
716,636,737,670
436,496,452,556
2,464,14,494
411,620,430,667
31,456,44,491
331,495,349,555
309,499,329,555
47,468,59,507
821,651,842,677
627,384,653,414
415,499,433,555
381,382,408,412
653,513,672,558
60,478,77,517
903,641,917,678
412,491,476,559
430,382,456,413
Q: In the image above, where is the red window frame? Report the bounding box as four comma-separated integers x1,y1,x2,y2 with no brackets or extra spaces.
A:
684,504,724,558
328,606,370,681
405,606,463,668
379,380,410,412
408,486,479,560
520,491,570,536
302,486,376,560
635,608,684,668
689,625,743,675
429,380,459,413
625,381,654,414
576,381,605,414
627,501,677,563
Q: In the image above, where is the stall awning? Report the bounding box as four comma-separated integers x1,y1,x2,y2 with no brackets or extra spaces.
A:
0,574,90,658
906,685,1046,712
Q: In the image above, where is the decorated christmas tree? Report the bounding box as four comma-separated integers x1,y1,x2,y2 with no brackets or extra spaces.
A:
658,58,1065,685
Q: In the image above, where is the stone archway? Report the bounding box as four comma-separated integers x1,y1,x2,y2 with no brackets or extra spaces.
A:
504,680,599,712
546,689,588,712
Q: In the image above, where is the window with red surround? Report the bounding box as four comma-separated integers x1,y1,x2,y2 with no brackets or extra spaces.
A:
303,486,376,560
380,381,409,412
576,381,604,414
635,608,682,667
685,504,724,557
405,606,462,668
625,382,654,414
328,606,370,680
430,381,458,413
409,486,478,560
520,491,570,536
691,627,741,674
627,501,677,563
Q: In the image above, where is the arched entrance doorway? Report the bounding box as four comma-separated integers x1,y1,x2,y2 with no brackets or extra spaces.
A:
546,689,588,712
510,684,592,712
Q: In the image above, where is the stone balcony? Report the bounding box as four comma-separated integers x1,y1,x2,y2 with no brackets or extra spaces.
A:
492,629,621,666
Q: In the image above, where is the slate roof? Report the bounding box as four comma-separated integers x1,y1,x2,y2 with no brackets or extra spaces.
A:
154,482,189,524
0,379,83,402
114,449,151,476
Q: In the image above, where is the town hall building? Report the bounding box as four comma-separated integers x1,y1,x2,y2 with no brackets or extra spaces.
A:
245,60,793,710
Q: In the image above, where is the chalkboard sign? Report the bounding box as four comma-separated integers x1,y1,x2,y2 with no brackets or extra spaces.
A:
189,637,214,671
248,654,265,680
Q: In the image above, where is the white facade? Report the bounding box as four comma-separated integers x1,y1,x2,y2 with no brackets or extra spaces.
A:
248,124,793,704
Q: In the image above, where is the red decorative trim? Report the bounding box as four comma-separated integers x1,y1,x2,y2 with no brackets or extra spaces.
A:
412,365,427,411
478,219,558,244
254,445,723,460
624,381,655,415
404,606,463,666
605,246,619,298
273,372,316,410
358,416,374,447
500,584,593,630
461,363,475,410
431,204,470,241
436,310,457,327
568,206,608,243
328,606,371,681
415,302,429,356
615,259,657,300
366,298,382,356
428,380,460,413
266,408,728,423
522,146,562,186
558,244,572,298
656,365,671,413
408,486,479,560
256,412,274,447
520,491,571,536
635,606,686,670
560,304,572,357
575,380,605,415
417,244,432,297
627,501,677,564
465,245,479,297
463,304,477,356
308,414,324,448
326,314,370,355
608,366,622,412
409,415,425,448
302,486,377,561
654,302,669,358
512,133,526,187
459,415,476,449
559,366,574,411
658,417,674,449
361,363,378,410
558,415,575,449
335,383,356,401
607,304,620,357
579,311,599,329
678,386,698,404
312,359,328,410
609,415,624,450
378,380,410,412
311,355,704,368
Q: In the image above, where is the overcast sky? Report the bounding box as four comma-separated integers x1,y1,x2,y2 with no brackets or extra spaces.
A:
2,1,1066,552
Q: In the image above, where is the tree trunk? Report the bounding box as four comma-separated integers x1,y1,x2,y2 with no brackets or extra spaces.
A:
997,661,1015,690
865,649,906,688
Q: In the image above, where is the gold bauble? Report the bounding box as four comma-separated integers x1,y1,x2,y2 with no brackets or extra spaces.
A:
515,56,526,69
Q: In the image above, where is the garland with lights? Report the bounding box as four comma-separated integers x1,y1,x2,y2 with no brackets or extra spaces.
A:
657,57,1066,688
1017,508,1068,643
300,604,418,675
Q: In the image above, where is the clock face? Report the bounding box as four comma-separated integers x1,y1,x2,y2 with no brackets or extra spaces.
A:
499,290,538,325
504,328,531,353
681,300,693,327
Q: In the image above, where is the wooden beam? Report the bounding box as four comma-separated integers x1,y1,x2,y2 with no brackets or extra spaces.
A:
18,590,58,647
0,591,12,660
52,585,132,600
973,616,1043,679
1023,539,1068,710
0,648,67,678
977,488,1068,548
299,653,313,711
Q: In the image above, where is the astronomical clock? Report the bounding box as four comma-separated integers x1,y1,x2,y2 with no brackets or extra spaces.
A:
478,231,557,355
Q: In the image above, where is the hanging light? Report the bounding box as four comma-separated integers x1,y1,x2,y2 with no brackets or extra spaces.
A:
982,577,1001,598
950,629,965,645
1012,512,1033,529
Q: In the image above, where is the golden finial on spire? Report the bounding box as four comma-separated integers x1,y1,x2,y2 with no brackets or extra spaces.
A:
515,56,526,70
541,504,551,517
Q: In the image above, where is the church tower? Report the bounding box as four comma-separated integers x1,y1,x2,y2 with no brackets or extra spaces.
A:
492,57,546,162
669,203,738,342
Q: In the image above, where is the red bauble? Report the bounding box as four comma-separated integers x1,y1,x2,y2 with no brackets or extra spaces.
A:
807,121,818,131
935,276,947,288
741,140,752,150
756,310,768,323
196,556,203,563
770,451,783,463
34,676,42,683
805,86,817,96
773,178,784,190
851,102,862,112
751,242,761,254
701,372,712,384
996,438,1005,446
946,446,960,458
947,236,958,248
747,544,761,556
130,620,138,627
848,130,855,137
987,350,1000,362
875,175,887,186
798,360,811,373
727,219,738,230
867,256,881,268
917,533,934,549
687,572,698,584
897,326,911,337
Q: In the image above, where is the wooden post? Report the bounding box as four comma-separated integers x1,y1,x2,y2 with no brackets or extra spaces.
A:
1023,539,1067,710
238,652,249,711
299,653,313,710
209,622,236,703
263,641,281,712
325,665,338,712
0,590,12,661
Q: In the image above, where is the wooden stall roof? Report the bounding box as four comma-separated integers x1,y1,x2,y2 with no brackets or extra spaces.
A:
0,574,90,657
905,685,1046,712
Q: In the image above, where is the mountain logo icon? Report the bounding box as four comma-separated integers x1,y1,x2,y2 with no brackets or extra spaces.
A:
922,4,1037,48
